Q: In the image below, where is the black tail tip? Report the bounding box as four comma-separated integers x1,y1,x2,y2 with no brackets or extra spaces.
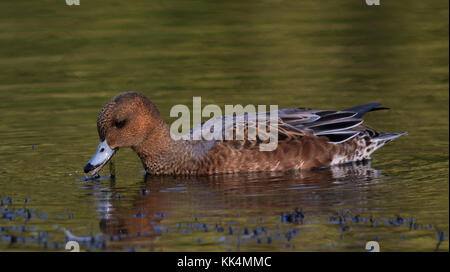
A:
344,103,388,118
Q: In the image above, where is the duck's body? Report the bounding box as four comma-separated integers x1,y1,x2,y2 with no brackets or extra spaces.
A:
84,92,405,176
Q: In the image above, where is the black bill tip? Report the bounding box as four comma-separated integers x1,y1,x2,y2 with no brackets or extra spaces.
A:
83,163,95,173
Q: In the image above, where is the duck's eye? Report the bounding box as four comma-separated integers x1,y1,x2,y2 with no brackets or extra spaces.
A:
114,119,127,129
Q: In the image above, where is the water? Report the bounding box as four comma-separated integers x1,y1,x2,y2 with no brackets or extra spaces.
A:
0,0,448,251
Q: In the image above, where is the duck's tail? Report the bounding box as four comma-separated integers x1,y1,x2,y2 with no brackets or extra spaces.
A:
332,130,406,165
364,131,407,158
373,131,407,143
344,102,407,153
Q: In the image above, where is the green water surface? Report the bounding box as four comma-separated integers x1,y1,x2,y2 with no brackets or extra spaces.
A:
0,0,448,251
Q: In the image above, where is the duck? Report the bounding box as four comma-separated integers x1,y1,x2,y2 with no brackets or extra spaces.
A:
83,92,406,176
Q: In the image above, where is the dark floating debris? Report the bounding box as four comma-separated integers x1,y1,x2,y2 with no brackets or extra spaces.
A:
1,197,13,206
1,201,446,251
1,204,47,222
153,212,167,218
341,226,350,232
215,224,224,233
281,208,305,224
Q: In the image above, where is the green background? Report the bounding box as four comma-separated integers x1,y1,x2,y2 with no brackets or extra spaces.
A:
0,0,448,251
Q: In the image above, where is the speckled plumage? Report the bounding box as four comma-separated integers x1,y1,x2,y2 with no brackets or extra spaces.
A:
87,92,406,176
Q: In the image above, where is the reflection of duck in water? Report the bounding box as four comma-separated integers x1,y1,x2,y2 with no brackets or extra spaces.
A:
95,179,170,251
83,92,405,176
91,161,381,249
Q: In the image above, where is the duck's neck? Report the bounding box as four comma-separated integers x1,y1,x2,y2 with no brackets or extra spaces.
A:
132,121,214,175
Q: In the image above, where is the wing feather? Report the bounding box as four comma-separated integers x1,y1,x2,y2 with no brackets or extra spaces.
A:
184,104,383,144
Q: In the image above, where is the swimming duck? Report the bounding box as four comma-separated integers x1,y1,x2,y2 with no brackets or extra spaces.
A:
83,92,405,176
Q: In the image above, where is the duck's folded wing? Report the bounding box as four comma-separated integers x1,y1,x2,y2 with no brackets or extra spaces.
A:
185,107,371,144
278,108,363,144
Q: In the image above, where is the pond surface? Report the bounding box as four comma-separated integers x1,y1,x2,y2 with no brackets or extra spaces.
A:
0,1,448,251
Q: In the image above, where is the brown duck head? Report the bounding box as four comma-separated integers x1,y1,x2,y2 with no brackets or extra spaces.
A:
83,92,165,175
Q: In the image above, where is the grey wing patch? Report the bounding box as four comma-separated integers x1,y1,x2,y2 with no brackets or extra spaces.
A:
279,108,364,144
184,107,372,145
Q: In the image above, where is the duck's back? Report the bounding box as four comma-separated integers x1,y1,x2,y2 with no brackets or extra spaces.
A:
184,103,405,175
